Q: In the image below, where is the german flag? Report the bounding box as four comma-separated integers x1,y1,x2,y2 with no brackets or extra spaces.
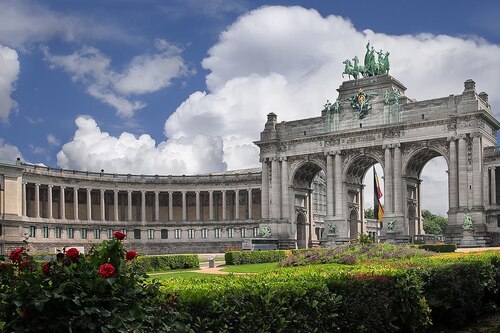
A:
374,167,384,222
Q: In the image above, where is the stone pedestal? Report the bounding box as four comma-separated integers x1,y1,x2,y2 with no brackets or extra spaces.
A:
385,231,397,244
459,229,478,247
322,234,337,248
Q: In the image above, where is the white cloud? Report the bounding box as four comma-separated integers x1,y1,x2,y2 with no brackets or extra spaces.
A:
57,116,226,175
43,40,191,117
0,138,22,163
47,134,60,147
59,3,500,211
0,0,132,49
0,45,20,123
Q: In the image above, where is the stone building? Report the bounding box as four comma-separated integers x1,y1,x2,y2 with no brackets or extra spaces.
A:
1,72,499,254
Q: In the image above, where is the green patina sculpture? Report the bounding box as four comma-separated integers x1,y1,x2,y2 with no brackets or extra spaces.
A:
346,88,377,119
463,214,474,230
343,43,390,79
260,224,272,237
392,87,400,106
387,219,395,231
384,89,390,105
328,223,337,235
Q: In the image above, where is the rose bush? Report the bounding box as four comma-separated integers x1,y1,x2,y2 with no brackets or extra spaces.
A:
0,238,184,332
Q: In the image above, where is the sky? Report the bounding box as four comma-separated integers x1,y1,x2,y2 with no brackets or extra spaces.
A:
1,0,500,217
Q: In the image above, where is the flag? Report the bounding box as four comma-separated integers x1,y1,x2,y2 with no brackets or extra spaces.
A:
373,167,384,222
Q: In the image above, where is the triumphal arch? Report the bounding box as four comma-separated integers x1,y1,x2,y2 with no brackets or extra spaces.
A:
255,45,500,247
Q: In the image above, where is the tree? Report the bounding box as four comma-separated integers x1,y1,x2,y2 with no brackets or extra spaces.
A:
364,207,374,219
422,209,448,235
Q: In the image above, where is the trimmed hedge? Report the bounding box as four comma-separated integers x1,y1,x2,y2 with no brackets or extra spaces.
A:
135,254,199,272
162,266,431,332
160,252,500,332
225,250,288,265
417,244,457,253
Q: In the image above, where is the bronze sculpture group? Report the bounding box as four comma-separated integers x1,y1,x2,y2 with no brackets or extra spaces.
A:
343,42,390,79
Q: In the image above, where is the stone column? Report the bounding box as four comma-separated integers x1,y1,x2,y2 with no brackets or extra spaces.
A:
384,145,393,214
261,159,270,219
22,182,27,217
100,189,106,221
281,157,289,219
141,191,146,223
393,145,402,214
168,191,173,221
334,152,343,217
458,135,468,207
182,191,187,221
86,188,92,220
35,183,40,218
271,158,281,219
47,185,53,219
60,186,65,220
114,190,119,221
154,191,159,221
195,191,201,221
472,133,482,207
127,190,132,221
222,190,227,220
73,187,79,220
448,138,458,210
234,190,240,220
209,190,214,220
491,168,497,205
247,188,253,220
326,154,334,219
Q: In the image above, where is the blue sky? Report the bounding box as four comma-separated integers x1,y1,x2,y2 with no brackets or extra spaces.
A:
1,0,500,215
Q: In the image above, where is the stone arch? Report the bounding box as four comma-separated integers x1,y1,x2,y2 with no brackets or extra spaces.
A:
291,160,325,188
343,151,384,183
402,145,450,237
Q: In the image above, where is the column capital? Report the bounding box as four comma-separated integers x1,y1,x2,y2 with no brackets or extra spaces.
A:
141,190,146,194
154,190,159,194
195,190,200,194
100,188,105,193
382,144,392,149
221,189,226,193
127,190,133,194
247,188,253,192
35,183,40,187
47,184,53,188
459,133,467,139
471,132,481,139
393,143,401,149
208,190,213,194
447,136,457,142
60,185,66,189
279,156,287,162
333,150,342,155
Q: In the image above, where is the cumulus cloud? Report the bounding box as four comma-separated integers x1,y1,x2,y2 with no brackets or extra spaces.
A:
43,39,191,117
57,116,226,175
0,45,20,123
0,138,22,163
0,0,131,48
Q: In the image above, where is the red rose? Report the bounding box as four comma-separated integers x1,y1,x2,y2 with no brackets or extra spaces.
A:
9,247,24,262
113,231,126,240
126,250,138,261
42,262,51,276
65,248,80,261
19,259,31,271
99,263,116,278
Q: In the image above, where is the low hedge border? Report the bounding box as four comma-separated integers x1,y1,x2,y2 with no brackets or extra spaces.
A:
417,244,457,253
135,254,199,272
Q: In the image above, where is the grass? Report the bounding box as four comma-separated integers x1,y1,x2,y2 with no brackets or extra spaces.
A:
149,271,218,280
219,262,279,273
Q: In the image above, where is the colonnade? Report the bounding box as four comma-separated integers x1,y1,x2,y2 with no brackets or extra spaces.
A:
22,183,260,223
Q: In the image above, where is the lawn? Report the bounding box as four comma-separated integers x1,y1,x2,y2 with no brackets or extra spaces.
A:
219,262,279,273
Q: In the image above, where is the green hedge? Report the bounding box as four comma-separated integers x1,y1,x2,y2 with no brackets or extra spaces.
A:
417,244,457,253
160,252,500,332
135,254,199,272
225,250,289,265
162,266,430,332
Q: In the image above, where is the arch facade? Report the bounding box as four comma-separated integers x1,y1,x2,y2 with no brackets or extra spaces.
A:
255,75,500,247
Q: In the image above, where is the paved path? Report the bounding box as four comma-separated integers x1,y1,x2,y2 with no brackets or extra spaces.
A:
456,247,500,252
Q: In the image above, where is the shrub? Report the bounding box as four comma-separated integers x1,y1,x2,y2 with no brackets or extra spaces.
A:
134,254,199,272
0,237,182,332
225,250,288,265
162,266,431,332
417,244,457,253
